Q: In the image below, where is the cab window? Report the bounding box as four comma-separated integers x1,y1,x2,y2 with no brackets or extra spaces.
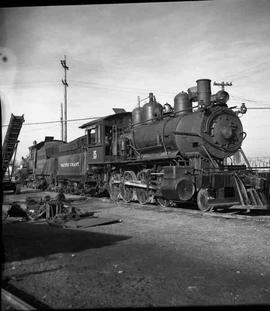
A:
87,124,101,145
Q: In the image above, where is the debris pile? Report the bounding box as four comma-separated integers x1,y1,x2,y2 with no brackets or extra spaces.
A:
26,193,94,224
7,203,29,219
4,193,83,222
3,192,121,228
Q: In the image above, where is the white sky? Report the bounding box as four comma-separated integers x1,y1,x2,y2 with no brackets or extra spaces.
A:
1,0,270,160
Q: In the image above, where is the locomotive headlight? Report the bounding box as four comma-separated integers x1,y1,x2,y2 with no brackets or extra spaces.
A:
221,126,233,140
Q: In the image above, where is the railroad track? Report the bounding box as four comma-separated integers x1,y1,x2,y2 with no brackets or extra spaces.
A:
115,199,270,222
66,194,270,222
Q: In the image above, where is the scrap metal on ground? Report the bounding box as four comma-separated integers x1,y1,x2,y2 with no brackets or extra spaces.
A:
3,192,122,229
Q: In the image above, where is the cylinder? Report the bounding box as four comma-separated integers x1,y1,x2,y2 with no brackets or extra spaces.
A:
196,79,211,106
174,92,192,115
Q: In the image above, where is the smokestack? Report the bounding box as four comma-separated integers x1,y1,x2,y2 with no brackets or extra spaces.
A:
196,79,211,106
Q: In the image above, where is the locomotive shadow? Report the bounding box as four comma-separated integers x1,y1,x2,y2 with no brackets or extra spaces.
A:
2,222,131,263
213,207,270,216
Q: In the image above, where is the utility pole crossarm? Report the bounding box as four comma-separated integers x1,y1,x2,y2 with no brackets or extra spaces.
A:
60,59,69,70
61,79,69,87
213,81,232,91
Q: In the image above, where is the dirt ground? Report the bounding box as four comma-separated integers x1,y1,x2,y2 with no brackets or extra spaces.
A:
2,190,270,308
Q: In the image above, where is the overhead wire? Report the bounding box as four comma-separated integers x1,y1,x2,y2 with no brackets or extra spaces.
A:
72,80,270,103
2,103,269,128
68,57,149,77
230,94,270,106
70,80,176,96
1,75,269,103
2,116,99,127
229,67,270,82
0,81,58,88
1,67,269,109
222,60,269,81
245,107,270,110
21,124,59,134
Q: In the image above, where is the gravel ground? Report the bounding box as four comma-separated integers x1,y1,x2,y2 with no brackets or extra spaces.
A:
2,191,270,308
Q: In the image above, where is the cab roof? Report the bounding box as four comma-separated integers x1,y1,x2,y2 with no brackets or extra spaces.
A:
79,111,131,129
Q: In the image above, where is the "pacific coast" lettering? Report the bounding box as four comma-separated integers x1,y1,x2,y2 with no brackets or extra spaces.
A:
60,162,80,168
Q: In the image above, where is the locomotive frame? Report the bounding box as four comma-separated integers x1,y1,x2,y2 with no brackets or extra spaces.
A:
19,79,270,212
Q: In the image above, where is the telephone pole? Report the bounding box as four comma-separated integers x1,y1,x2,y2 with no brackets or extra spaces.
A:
213,81,232,91
60,103,64,141
61,55,69,142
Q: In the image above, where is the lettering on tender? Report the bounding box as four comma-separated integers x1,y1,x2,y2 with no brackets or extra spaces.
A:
60,162,80,168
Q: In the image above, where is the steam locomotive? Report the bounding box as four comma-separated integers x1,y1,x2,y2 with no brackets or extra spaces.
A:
20,79,270,211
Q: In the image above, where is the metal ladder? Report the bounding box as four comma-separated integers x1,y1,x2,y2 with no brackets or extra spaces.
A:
246,188,267,206
2,114,24,180
233,173,268,209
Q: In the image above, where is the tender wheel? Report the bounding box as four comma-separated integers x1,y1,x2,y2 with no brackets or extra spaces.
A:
197,188,215,212
120,171,136,203
109,172,120,202
136,170,150,205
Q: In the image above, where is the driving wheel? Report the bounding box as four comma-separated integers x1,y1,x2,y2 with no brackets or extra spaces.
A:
109,172,120,202
136,170,150,205
120,171,136,203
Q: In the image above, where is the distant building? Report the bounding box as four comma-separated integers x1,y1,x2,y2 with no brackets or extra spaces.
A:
230,153,270,168
247,157,270,168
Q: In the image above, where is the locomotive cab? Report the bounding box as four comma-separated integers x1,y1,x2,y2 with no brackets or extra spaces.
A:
85,123,103,162
80,111,132,165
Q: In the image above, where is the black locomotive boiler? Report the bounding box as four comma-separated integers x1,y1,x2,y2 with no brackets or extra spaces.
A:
21,79,270,212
